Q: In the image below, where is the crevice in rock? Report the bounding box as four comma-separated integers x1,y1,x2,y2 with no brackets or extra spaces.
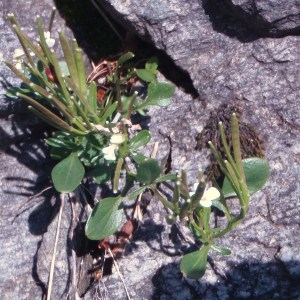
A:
55,0,199,98
32,239,47,298
123,34,200,98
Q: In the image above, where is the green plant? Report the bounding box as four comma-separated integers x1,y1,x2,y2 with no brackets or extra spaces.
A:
5,13,174,193
179,114,269,279
6,12,269,283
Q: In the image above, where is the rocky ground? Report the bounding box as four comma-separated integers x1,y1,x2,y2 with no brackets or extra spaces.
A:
1,0,300,299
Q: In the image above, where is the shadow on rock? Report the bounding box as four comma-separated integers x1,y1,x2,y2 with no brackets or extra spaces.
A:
202,0,262,42
53,0,123,61
53,0,199,98
152,259,300,299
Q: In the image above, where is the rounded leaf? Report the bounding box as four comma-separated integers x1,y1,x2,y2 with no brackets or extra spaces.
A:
135,69,156,82
85,196,123,240
146,82,175,107
117,52,134,64
129,130,151,151
136,158,162,184
211,244,231,255
222,157,269,198
51,152,84,192
145,57,158,72
180,246,210,279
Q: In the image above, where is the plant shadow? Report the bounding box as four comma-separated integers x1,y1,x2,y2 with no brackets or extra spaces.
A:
152,259,300,299
201,0,300,42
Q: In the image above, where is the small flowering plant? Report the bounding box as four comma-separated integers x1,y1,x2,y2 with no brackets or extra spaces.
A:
6,11,269,283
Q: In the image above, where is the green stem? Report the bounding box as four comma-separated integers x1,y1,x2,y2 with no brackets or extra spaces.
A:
58,31,79,88
180,169,189,199
125,91,138,119
231,113,245,182
151,186,174,210
74,48,87,97
65,78,100,124
212,212,244,239
17,93,85,135
10,23,42,67
172,177,180,215
219,122,240,177
48,50,74,110
113,158,124,194
5,60,78,123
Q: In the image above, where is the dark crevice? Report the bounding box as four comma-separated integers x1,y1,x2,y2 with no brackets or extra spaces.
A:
32,239,47,298
122,34,200,98
53,0,124,61
54,0,199,98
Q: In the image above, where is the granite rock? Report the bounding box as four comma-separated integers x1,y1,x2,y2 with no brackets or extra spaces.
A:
1,0,300,299
93,0,300,298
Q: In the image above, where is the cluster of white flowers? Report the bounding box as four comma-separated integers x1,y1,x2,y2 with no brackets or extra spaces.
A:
12,48,25,70
12,31,55,70
102,133,125,161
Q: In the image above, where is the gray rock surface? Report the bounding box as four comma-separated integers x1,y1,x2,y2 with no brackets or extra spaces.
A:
1,0,300,299
96,0,300,299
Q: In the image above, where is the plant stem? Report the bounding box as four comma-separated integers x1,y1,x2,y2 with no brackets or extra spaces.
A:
113,158,124,194
151,186,174,210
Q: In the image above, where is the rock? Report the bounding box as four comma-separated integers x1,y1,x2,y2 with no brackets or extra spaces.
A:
0,1,90,299
92,0,300,298
1,0,300,299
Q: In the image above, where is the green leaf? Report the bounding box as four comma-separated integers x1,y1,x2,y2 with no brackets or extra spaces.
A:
85,196,123,240
88,81,97,113
90,164,112,184
131,152,147,164
145,82,175,107
129,130,151,151
117,52,135,64
180,246,210,279
127,186,147,200
45,137,79,150
135,69,156,82
211,198,227,213
188,221,202,240
154,173,177,183
51,152,85,192
136,158,162,184
145,57,158,72
222,157,269,198
99,101,118,123
211,245,231,255
49,147,71,161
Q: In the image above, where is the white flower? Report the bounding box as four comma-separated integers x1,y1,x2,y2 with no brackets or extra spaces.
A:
44,31,55,48
102,144,118,161
13,48,24,59
12,48,34,70
110,133,125,144
199,187,220,208
12,48,25,70
102,133,126,161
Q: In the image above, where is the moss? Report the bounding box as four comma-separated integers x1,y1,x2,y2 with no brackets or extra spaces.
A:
196,103,265,181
